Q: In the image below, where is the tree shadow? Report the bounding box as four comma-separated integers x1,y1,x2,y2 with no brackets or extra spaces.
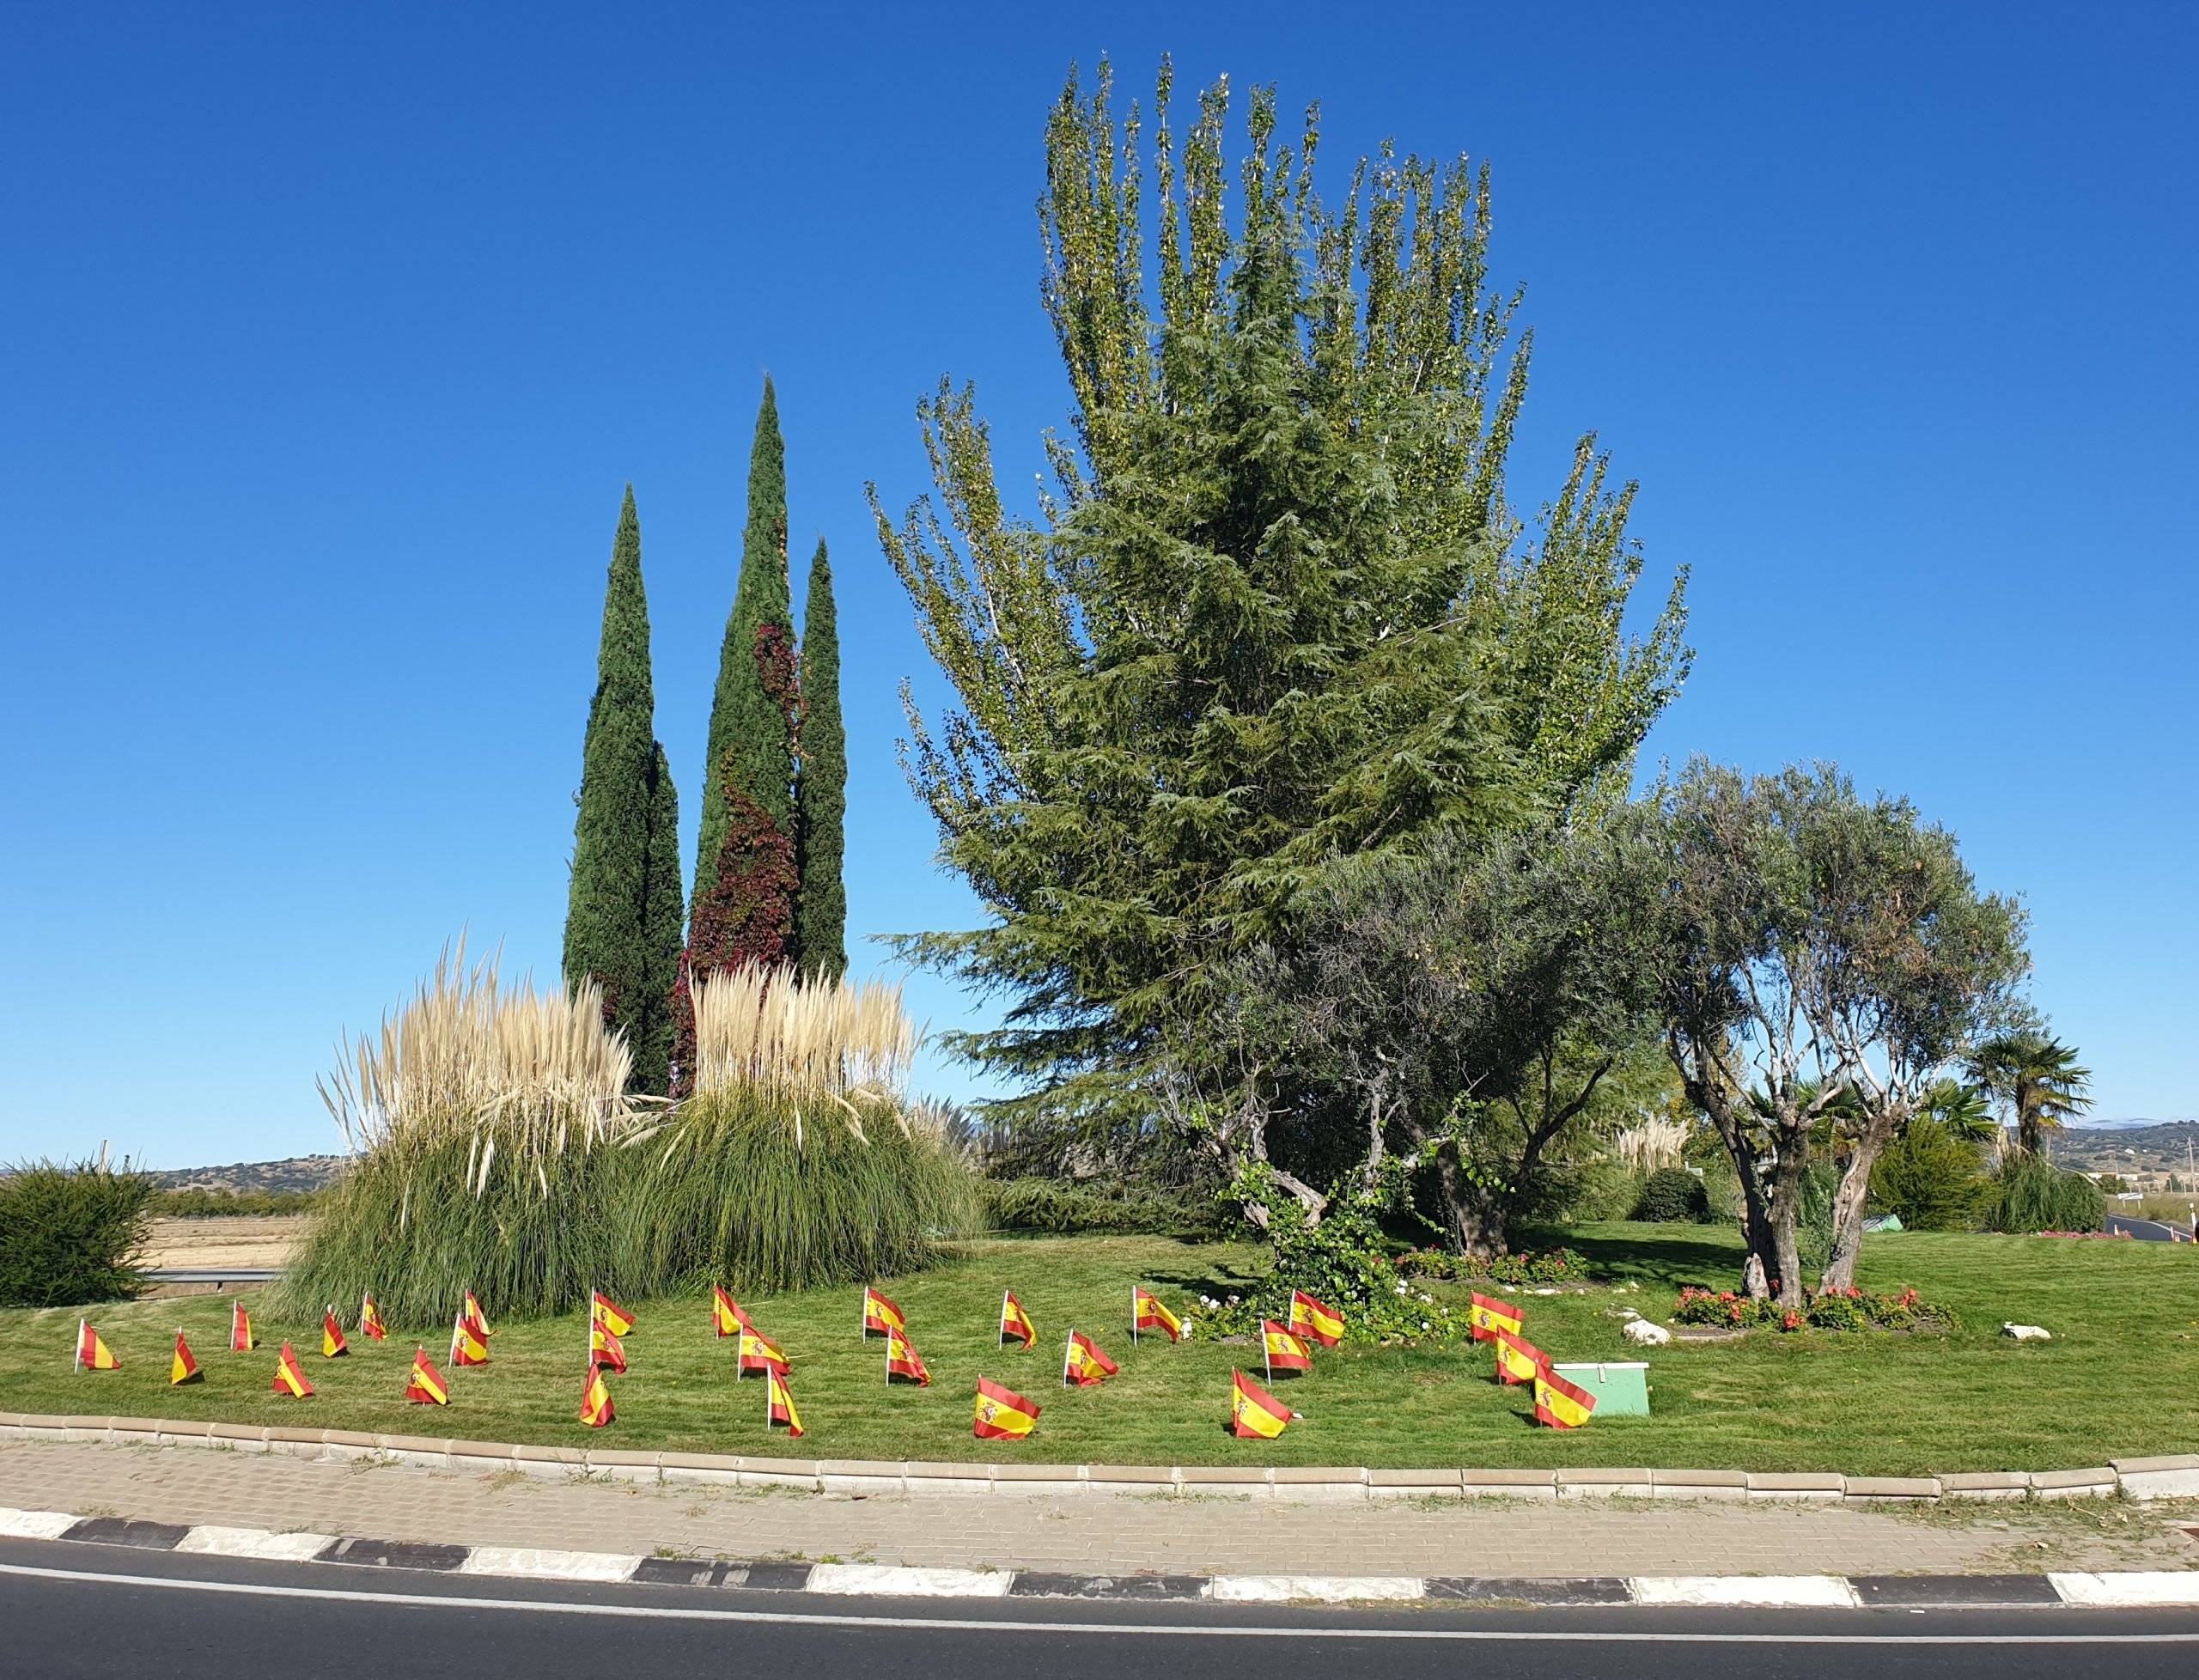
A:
1525,1226,1745,1289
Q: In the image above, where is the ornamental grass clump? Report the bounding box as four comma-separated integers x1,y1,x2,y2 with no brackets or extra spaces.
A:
276,945,653,1329
613,963,975,1294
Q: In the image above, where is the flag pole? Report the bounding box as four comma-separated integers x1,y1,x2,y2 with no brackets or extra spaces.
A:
74,1318,84,1373
1130,1285,1137,1345
998,1289,1005,1350
1063,1329,1073,1388
448,1312,460,1370
1264,1328,1272,1388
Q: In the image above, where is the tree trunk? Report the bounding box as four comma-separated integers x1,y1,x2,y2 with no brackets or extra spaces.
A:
1820,1110,1903,1293
1760,1145,1809,1311
1433,1147,1507,1262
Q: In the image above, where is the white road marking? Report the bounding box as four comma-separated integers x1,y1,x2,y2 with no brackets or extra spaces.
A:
7,1559,2199,1642
806,1564,1013,1598
2051,1573,2199,1607
1629,1576,1864,1608
459,1546,643,1584
177,1527,336,1562
1208,1575,1427,1603
0,1510,80,1540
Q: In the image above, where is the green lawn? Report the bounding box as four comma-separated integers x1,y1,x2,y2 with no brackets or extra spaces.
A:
3,1225,2195,1476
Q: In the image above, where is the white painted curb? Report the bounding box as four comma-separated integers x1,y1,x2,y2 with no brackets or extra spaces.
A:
2049,1572,2199,1608
804,1564,1013,1598
1629,1575,1862,1608
0,1508,80,1540
177,1525,336,1561
459,1546,645,1584
1209,1574,1428,1604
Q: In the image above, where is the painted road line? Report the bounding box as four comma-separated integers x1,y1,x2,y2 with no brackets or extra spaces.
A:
178,1526,338,1562
459,1546,645,1584
1630,1575,1862,1608
805,1564,1014,1598
1208,1574,1428,1604
0,1509,82,1540
2050,1573,2199,1608
15,1560,2199,1644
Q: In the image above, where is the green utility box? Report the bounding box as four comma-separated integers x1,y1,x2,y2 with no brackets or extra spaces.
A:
1551,1360,1651,1416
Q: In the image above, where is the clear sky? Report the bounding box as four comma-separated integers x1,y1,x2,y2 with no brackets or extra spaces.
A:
3,3,2192,1168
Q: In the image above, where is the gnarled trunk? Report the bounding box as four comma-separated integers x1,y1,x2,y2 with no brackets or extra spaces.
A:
1820,1108,1904,1293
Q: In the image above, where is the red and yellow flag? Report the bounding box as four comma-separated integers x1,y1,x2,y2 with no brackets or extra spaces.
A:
271,1342,314,1397
973,1377,1040,1440
999,1290,1037,1349
886,1324,931,1386
1261,1319,1313,1374
1468,1292,1524,1342
229,1300,255,1352
75,1319,119,1372
170,1330,202,1386
713,1287,750,1338
591,1290,634,1337
1062,1330,1119,1387
589,1321,627,1374
322,1308,350,1359
738,1327,789,1376
449,1312,489,1367
462,1289,492,1342
1493,1329,1544,1386
405,1348,450,1405
1132,1287,1181,1342
1289,1289,1345,1348
1231,1368,1293,1439
580,1360,614,1427
766,1367,804,1438
360,1291,387,1341
1533,1364,1597,1429
862,1287,904,1336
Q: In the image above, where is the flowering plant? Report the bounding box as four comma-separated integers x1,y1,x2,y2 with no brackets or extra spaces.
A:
1672,1283,1958,1334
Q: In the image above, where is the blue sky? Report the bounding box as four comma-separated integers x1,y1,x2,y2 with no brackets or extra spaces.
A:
3,4,2192,1167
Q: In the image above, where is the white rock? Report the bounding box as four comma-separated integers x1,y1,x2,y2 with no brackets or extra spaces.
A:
1623,1319,1672,1347
1617,1308,1642,1322
2002,1322,2052,1342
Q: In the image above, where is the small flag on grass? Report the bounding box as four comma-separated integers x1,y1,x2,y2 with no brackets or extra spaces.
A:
230,1300,255,1352
405,1348,450,1405
170,1330,202,1386
886,1325,931,1386
738,1327,789,1377
75,1319,119,1372
713,1287,749,1338
1468,1292,1523,1342
591,1290,634,1337
590,1320,627,1374
580,1361,613,1427
1494,1330,1543,1386
1533,1364,1597,1429
1132,1287,1181,1343
973,1377,1040,1440
360,1292,387,1341
999,1290,1036,1350
1231,1368,1293,1440
1290,1289,1344,1348
462,1289,492,1342
1261,1319,1313,1379
272,1342,314,1398
322,1308,349,1359
766,1367,804,1438
1063,1330,1119,1387
450,1312,489,1367
862,1287,904,1336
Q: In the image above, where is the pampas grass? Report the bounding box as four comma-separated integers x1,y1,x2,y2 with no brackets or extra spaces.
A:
1612,1119,1689,1174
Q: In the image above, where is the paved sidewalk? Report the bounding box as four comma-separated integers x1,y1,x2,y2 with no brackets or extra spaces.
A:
4,1438,2192,1577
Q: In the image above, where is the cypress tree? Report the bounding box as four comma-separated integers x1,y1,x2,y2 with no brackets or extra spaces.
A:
563,486,681,1090
794,538,848,980
629,742,685,1093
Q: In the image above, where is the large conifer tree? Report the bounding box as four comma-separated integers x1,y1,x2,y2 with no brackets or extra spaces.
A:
794,538,848,980
563,486,683,1092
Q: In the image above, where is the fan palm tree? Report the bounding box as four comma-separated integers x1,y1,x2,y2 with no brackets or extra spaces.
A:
1969,1032,2093,1154
1921,1076,1999,1144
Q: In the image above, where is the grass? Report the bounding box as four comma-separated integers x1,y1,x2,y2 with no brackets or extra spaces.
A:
8,1223,2197,1476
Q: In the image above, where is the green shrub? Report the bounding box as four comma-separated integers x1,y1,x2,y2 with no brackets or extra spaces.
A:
1672,1284,1958,1335
1397,1245,1587,1285
980,1176,1202,1237
0,1158,157,1306
1988,1153,2107,1233
1868,1118,1989,1231
1519,1159,1642,1224
1634,1167,1710,1222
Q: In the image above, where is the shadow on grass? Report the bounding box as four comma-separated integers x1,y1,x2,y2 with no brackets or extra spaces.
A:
1520,1223,1747,1290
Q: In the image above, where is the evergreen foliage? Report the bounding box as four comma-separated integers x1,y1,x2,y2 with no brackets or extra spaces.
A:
1869,1118,1989,1231
794,539,848,980
874,63,1688,1157
1987,1152,2107,1234
0,1156,155,1307
563,488,682,1093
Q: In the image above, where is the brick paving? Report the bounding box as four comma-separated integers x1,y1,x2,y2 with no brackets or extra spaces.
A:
5,1438,2192,1576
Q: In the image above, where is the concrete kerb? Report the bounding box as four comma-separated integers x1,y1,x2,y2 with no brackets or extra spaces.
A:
2,1412,2189,1502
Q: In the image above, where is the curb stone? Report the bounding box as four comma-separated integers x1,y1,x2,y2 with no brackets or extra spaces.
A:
5,1503,2196,1608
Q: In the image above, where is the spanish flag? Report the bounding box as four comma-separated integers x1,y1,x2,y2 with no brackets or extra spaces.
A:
449,1311,489,1367
75,1319,119,1372
580,1360,614,1427
405,1348,450,1405
1132,1286,1181,1342
359,1291,387,1341
170,1330,202,1386
1493,1329,1544,1386
713,1287,749,1338
1468,1291,1524,1342
1231,1368,1293,1439
765,1367,803,1438
1062,1330,1118,1387
230,1300,255,1353
999,1290,1037,1350
322,1307,350,1359
886,1325,931,1386
1533,1363,1597,1429
1289,1289,1345,1348
462,1289,492,1342
738,1327,789,1377
1261,1319,1313,1376
973,1377,1040,1440
590,1320,628,1374
591,1290,635,1337
862,1287,904,1337
271,1342,314,1397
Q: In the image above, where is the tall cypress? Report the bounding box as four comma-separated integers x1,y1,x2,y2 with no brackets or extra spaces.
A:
630,742,685,1093
794,538,848,979
563,486,681,1090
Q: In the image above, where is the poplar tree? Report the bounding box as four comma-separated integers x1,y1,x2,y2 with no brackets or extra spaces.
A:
563,486,683,1092
794,538,848,980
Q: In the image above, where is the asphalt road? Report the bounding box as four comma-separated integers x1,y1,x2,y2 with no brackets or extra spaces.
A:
2105,1214,2194,1242
8,1539,2199,1680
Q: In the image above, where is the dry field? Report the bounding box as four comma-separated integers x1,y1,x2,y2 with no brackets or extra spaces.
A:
137,1215,307,1273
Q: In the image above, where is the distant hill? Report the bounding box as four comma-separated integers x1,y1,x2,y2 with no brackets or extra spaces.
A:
2048,1123,2199,1174
149,1154,350,1195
